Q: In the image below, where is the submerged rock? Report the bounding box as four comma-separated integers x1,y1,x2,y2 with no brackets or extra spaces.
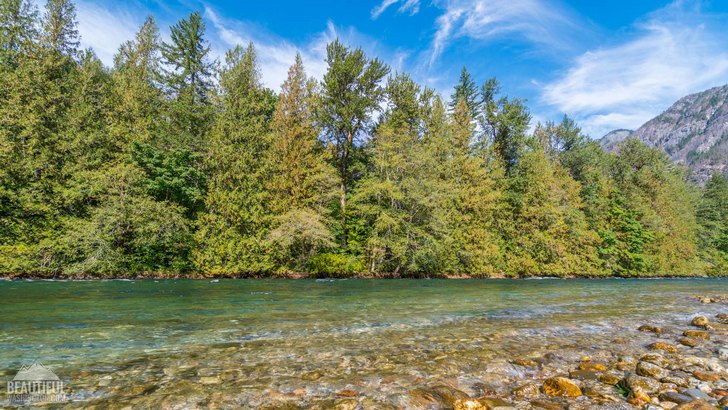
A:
673,400,717,410
636,361,667,379
638,325,662,334
454,398,485,410
542,377,582,397
690,316,709,328
683,330,710,340
648,342,679,353
658,391,693,404
626,386,650,406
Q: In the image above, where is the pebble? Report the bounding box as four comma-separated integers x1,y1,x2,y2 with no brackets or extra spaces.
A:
542,377,582,397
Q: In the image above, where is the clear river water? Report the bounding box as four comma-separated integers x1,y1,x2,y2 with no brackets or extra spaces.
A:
0,278,725,408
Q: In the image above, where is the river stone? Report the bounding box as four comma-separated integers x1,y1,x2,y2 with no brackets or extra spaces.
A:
661,376,689,387
542,377,581,397
529,399,564,410
659,392,693,404
512,383,540,397
476,397,513,409
717,313,728,323
692,370,721,381
578,362,607,372
454,398,485,410
691,316,709,327
599,373,621,385
681,388,711,400
569,369,599,381
678,338,699,347
511,358,538,367
640,353,669,367
648,342,679,353
636,361,668,379
638,325,663,334
626,386,650,406
407,388,441,408
619,373,661,393
683,330,710,340
673,400,716,410
430,385,469,407
334,398,359,410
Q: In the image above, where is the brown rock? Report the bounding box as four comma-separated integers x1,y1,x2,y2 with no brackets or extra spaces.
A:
512,383,540,397
674,400,717,410
648,342,679,353
542,377,582,397
511,358,538,367
599,373,621,385
336,389,358,397
636,361,668,379
569,370,599,380
658,391,693,404
683,330,710,340
638,325,663,334
578,362,607,372
530,399,564,410
475,396,513,409
691,316,709,327
333,398,359,410
678,338,698,347
430,385,469,407
619,373,661,393
717,313,728,323
660,376,689,387
627,386,650,406
692,370,721,382
454,399,485,410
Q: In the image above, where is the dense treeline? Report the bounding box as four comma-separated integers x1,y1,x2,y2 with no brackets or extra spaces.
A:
1,0,726,277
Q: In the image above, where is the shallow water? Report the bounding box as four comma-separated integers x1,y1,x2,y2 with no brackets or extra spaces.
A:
0,278,726,408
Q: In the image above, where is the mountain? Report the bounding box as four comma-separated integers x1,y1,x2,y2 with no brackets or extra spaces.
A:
600,84,728,182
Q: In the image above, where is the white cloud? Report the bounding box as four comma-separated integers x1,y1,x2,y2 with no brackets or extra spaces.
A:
204,7,409,92
75,1,142,66
204,7,332,91
371,0,421,19
429,0,582,64
541,1,728,137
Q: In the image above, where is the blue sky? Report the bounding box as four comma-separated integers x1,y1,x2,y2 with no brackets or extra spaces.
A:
72,0,728,138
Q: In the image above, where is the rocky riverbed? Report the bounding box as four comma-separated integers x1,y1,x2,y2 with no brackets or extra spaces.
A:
39,294,725,409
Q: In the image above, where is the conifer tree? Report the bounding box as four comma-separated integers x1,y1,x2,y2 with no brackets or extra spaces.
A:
161,11,213,146
194,43,275,274
449,66,480,119
265,54,337,271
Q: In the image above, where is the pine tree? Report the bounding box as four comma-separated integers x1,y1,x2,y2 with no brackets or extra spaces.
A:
194,43,276,274
449,66,480,119
320,39,389,248
0,0,38,67
41,0,78,56
697,172,728,275
265,54,337,271
160,11,213,146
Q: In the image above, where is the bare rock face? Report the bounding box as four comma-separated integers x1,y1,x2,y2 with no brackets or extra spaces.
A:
600,84,728,184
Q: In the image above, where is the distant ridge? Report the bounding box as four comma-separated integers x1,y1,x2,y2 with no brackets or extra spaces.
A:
600,84,728,182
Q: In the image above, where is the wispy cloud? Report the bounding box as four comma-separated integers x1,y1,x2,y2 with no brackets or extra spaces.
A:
75,1,143,65
541,1,728,137
205,6,410,92
428,0,584,64
371,0,421,19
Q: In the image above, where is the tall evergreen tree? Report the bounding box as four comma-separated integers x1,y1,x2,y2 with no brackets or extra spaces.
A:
320,39,389,248
696,172,728,275
265,54,337,271
0,0,37,66
449,66,480,119
41,0,78,56
194,43,275,274
160,11,213,146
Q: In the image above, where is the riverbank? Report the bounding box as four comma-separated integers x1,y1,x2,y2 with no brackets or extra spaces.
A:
2,271,726,280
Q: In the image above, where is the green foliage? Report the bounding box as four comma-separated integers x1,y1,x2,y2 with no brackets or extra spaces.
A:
0,1,718,278
307,253,365,277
